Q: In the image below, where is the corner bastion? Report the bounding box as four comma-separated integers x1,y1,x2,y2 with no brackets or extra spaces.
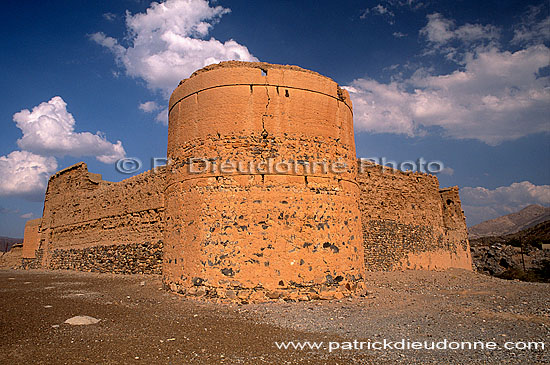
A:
164,61,365,301
20,61,472,303
357,161,471,271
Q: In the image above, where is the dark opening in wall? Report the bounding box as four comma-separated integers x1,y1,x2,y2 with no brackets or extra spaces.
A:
261,68,267,76
285,90,290,97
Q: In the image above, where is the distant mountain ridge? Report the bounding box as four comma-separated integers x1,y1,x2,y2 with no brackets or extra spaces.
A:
0,236,23,252
468,205,550,239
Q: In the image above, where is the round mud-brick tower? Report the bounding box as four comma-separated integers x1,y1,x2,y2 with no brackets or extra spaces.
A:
164,61,365,302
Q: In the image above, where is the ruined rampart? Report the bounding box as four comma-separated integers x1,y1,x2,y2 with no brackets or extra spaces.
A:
25,162,165,274
22,218,41,259
357,161,471,271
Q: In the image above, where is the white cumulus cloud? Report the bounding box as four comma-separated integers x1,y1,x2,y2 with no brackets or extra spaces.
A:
155,108,169,126
348,12,550,145
347,42,550,145
139,101,168,125
139,101,161,113
91,0,257,97
13,96,125,164
2,96,126,200
0,151,58,200
461,181,550,225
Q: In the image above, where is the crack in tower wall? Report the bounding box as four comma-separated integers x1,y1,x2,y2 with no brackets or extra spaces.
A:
261,73,271,133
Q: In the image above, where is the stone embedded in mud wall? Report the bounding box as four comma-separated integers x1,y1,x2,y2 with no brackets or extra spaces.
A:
19,241,162,274
48,241,163,274
21,248,44,270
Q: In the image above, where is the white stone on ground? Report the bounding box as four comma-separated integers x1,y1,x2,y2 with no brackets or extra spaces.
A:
64,316,100,325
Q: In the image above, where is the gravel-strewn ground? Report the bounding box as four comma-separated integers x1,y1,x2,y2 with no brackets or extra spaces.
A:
0,269,548,364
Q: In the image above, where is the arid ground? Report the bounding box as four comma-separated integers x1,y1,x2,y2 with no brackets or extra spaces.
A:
0,269,548,364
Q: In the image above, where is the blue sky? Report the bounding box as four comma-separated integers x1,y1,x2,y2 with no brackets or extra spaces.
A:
1,0,549,237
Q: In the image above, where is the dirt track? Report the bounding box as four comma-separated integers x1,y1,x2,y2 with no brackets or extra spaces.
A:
0,269,548,364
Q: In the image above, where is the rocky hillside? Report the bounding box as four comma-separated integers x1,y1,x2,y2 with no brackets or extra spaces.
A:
468,204,550,239
470,220,550,282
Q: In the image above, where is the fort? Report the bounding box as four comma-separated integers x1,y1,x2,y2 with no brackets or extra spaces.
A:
20,61,472,302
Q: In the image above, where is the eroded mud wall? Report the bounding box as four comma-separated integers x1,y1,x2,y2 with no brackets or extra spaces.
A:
358,162,472,271
33,163,165,273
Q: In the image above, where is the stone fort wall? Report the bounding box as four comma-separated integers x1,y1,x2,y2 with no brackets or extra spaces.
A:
20,61,471,301
357,161,471,271
22,162,164,274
